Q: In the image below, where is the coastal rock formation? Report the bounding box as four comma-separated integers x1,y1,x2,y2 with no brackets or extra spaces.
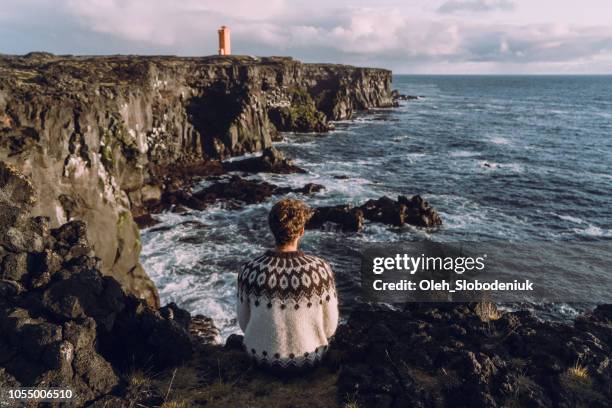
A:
391,90,422,101
334,303,612,408
132,147,309,222
0,163,195,406
361,195,442,228
307,195,442,231
268,87,330,132
0,53,393,303
153,176,325,213
307,205,365,232
103,303,611,407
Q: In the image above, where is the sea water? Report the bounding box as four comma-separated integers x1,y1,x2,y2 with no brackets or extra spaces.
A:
141,75,612,338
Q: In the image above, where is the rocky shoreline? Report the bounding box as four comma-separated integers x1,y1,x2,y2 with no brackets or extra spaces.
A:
2,54,610,408
2,136,611,408
133,146,442,234
0,53,395,306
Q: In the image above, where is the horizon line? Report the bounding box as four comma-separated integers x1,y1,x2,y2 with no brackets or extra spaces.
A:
393,73,612,76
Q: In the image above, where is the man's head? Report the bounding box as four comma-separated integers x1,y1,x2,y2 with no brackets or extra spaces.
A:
268,198,313,246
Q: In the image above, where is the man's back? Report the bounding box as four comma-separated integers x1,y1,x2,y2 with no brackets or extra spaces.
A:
237,249,338,369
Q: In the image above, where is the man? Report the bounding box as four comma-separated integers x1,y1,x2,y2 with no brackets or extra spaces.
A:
237,198,339,370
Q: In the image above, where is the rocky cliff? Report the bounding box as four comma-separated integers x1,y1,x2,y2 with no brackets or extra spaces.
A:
0,162,194,406
0,53,394,305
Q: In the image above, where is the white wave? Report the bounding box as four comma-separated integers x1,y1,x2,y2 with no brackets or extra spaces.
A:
488,136,511,145
595,111,612,120
553,213,585,224
223,151,259,162
392,134,410,142
449,150,479,158
573,225,611,237
406,153,426,163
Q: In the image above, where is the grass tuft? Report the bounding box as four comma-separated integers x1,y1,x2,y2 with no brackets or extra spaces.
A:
128,369,151,388
160,400,188,408
343,392,360,408
566,362,589,379
475,301,502,323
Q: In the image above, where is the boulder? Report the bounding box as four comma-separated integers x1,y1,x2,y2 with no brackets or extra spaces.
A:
307,205,365,232
307,195,442,232
189,314,222,345
100,296,193,370
194,175,281,205
0,253,29,283
140,184,162,205
360,195,442,228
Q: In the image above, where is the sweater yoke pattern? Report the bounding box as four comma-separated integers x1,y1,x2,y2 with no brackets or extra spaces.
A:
238,251,336,303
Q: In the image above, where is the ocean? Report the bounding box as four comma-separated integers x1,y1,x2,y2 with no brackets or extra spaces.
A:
141,75,612,338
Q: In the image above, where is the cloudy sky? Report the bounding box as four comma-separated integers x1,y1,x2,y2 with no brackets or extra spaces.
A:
1,0,611,73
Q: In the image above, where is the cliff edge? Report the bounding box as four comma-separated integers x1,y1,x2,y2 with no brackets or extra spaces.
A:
0,53,394,305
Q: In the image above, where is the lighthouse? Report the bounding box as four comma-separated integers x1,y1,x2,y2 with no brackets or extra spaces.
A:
218,26,231,56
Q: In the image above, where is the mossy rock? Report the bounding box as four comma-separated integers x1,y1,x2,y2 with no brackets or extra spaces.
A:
269,87,329,133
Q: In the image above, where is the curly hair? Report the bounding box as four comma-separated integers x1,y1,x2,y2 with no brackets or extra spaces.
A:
268,199,313,246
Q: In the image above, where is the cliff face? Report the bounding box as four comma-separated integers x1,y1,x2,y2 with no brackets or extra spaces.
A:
0,162,194,405
0,53,394,305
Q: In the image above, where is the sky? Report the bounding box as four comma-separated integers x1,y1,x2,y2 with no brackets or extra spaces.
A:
1,0,612,74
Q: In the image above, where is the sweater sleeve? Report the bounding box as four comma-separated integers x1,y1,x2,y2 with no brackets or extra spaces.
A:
237,281,250,333
322,262,339,338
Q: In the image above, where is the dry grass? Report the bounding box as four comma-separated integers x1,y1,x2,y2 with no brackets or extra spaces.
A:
343,391,360,408
558,361,607,404
201,379,234,403
128,369,152,388
560,361,593,392
160,400,188,408
127,347,339,408
566,362,589,379
475,301,502,323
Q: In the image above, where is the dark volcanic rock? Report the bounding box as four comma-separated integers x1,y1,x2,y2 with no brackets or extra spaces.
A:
195,176,281,205
156,175,325,211
392,90,422,101
99,296,193,370
307,205,365,232
189,314,222,345
361,195,442,228
333,303,612,408
0,164,202,406
223,147,307,174
308,195,442,231
133,213,160,229
0,162,36,235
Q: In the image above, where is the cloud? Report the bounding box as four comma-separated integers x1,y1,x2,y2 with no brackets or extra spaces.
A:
1,0,611,73
437,0,515,14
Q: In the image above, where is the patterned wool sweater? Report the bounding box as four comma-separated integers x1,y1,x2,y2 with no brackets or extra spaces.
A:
237,250,339,368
